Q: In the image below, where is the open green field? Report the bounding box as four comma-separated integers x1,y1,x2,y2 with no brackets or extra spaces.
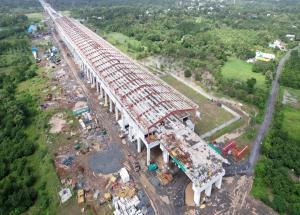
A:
282,106,300,140
26,12,43,22
161,75,234,135
59,10,71,16
100,31,144,59
17,66,82,214
16,67,61,214
221,57,266,89
286,87,300,101
281,87,300,141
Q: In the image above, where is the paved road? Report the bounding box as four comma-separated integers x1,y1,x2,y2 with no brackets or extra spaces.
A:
224,45,299,176
248,45,299,172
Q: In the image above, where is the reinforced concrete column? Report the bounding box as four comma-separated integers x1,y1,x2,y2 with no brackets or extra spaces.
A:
162,149,169,164
109,97,113,112
146,147,151,166
192,184,201,206
96,81,99,93
87,70,90,82
85,67,88,78
137,138,141,153
100,86,104,98
104,92,108,107
128,126,133,141
205,184,212,197
120,114,125,131
91,74,94,86
215,176,223,189
89,71,93,83
85,67,88,80
115,107,119,121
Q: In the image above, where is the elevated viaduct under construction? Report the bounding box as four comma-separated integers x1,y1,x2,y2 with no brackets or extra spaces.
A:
40,0,227,206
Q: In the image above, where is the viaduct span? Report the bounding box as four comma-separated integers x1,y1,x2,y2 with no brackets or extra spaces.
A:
40,0,227,205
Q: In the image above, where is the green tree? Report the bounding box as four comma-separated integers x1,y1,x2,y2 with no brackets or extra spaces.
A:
246,78,257,93
184,69,192,78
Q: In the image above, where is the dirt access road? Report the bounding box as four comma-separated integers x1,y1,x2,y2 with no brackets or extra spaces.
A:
198,175,277,215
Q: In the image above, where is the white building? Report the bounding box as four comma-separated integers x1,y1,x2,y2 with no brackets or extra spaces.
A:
286,34,296,41
269,40,286,51
255,50,275,62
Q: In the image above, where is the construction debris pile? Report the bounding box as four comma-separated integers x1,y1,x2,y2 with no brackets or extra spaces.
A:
45,46,61,65
155,116,226,186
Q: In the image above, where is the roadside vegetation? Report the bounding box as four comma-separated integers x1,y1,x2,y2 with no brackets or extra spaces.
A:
252,49,300,215
280,50,300,89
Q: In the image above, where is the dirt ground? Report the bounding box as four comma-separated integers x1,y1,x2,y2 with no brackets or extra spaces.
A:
49,113,67,133
195,176,277,215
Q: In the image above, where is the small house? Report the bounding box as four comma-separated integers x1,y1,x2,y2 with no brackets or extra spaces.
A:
255,50,275,62
286,34,296,41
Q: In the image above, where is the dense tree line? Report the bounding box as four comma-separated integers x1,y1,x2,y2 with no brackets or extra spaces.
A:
252,61,276,75
0,13,41,215
0,0,41,10
70,0,300,109
280,50,300,89
253,102,300,215
50,0,176,9
218,78,267,110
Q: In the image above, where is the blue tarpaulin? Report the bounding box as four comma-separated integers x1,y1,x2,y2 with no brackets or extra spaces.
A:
27,24,37,33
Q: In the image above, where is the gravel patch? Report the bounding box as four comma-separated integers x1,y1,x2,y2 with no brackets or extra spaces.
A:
88,143,124,174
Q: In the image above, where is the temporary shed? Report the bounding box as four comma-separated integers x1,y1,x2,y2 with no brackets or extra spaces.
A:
58,188,72,203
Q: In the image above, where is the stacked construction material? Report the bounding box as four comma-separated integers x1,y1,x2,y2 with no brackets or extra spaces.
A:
113,195,143,215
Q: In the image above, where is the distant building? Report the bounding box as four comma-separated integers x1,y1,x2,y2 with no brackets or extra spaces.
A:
255,50,275,62
269,40,286,51
286,34,296,41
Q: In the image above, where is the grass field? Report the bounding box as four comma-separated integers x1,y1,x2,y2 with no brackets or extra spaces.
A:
281,87,300,141
59,10,71,16
99,31,145,59
221,57,266,89
17,67,61,214
26,12,43,22
161,75,234,135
